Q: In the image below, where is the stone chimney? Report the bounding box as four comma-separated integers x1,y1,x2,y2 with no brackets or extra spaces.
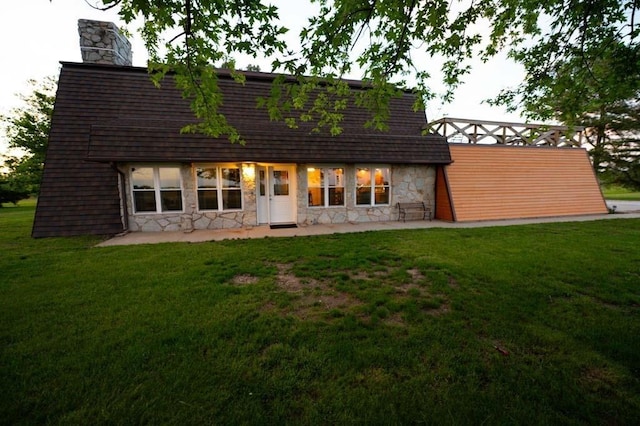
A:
78,19,132,66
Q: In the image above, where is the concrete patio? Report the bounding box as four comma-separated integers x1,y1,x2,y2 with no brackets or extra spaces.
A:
97,205,640,246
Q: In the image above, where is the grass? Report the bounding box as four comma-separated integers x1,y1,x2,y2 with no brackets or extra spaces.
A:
602,185,640,201
0,197,38,209
1,206,640,424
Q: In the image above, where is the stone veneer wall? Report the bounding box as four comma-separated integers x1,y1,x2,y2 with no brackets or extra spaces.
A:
296,165,436,225
123,163,435,232
78,19,132,66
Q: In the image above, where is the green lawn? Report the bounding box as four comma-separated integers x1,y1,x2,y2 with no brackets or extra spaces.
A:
602,185,640,201
1,206,639,424
0,197,37,209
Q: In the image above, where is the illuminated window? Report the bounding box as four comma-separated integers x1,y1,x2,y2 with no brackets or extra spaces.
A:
356,167,390,206
307,167,344,207
196,166,242,211
131,166,183,213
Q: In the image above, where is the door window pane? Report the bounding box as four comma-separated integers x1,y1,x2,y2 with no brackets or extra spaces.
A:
273,170,289,196
259,170,266,196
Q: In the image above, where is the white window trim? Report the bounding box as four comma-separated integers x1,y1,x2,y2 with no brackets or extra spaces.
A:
307,165,346,208
130,165,184,214
355,165,391,207
195,164,244,212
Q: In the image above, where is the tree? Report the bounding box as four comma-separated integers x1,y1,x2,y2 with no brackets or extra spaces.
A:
80,1,637,142
1,76,56,196
0,176,30,206
490,33,640,184
583,101,640,189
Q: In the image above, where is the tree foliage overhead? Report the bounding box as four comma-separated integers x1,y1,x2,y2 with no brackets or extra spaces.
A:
1,76,56,197
486,7,640,186
87,0,637,140
492,4,639,122
581,99,640,190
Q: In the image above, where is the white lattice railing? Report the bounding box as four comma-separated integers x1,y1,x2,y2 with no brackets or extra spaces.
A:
426,117,584,147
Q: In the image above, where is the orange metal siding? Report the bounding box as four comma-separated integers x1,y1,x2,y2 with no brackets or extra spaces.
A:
444,145,608,221
434,166,455,221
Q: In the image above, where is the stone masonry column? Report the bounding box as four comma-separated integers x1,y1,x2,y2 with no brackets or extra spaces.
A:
78,19,132,66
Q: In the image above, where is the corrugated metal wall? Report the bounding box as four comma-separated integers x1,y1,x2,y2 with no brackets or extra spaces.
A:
435,144,608,222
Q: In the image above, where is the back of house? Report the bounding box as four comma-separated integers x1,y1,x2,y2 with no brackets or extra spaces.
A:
33,20,608,238
32,20,451,237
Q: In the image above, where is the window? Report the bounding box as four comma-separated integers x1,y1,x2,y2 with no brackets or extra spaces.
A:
196,166,242,211
356,167,390,206
307,167,344,207
131,166,183,213
196,167,218,210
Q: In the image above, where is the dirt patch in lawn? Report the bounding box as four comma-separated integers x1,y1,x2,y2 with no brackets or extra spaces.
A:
270,263,362,319
231,274,260,285
264,263,451,323
448,275,460,289
407,268,425,281
275,263,312,292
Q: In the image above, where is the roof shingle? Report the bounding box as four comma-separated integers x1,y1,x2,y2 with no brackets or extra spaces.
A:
33,62,450,237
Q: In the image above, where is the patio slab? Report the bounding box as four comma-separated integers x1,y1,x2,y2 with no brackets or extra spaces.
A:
96,212,640,247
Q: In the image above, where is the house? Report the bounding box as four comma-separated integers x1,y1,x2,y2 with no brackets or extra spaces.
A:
33,20,609,238
32,20,451,237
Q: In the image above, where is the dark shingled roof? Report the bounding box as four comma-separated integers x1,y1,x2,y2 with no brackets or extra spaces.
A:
33,62,450,237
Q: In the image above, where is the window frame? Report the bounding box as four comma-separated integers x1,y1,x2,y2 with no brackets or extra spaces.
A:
307,166,345,208
130,165,184,214
355,165,391,207
195,164,244,212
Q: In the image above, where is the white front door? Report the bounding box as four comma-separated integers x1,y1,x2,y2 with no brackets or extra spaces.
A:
269,165,296,223
257,165,296,224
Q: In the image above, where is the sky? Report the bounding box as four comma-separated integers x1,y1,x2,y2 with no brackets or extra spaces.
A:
0,0,526,154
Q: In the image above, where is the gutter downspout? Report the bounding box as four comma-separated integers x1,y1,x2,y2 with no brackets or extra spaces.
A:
111,162,130,234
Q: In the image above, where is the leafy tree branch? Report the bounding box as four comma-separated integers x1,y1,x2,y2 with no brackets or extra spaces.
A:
69,0,638,173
